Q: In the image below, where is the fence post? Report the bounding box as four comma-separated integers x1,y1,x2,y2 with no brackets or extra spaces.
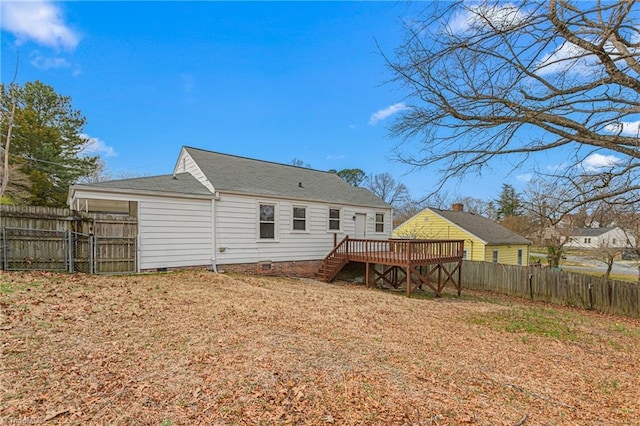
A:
67,230,74,273
89,233,95,274
2,227,6,271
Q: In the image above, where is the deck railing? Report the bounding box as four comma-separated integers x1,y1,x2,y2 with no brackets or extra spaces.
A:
347,238,464,265
318,236,350,282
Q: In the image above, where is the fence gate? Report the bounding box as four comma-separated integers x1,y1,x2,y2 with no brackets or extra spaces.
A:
2,227,136,274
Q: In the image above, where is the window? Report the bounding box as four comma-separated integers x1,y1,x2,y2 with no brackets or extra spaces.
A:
328,208,340,231
612,238,617,245
584,237,591,244
462,249,468,260
375,213,384,233
492,250,498,263
259,204,276,239
292,206,307,231
517,249,523,266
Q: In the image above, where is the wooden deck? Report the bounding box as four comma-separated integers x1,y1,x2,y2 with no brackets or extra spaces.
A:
317,238,464,297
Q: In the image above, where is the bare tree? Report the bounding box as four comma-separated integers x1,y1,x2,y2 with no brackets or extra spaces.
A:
456,196,497,219
0,86,16,199
388,0,640,210
365,172,410,207
522,177,578,267
0,56,19,201
291,158,311,168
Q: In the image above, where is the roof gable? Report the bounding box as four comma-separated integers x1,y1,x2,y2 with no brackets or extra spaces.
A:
183,146,390,208
429,208,531,245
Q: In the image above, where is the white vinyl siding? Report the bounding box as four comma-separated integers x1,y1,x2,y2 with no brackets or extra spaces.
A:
69,188,214,271
215,194,391,265
70,185,393,270
137,198,212,269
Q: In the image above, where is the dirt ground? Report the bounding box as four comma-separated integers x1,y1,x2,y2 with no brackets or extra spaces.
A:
1,270,639,425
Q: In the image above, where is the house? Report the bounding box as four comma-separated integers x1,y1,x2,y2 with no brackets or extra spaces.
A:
68,146,393,275
564,227,635,250
393,203,531,266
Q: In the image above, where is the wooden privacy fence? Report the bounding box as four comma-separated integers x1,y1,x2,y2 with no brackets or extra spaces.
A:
1,205,137,274
462,260,640,318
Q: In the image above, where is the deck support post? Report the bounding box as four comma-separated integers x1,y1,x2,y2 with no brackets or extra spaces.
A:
365,262,370,288
320,238,464,297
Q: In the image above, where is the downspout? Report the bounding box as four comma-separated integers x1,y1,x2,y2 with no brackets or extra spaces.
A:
136,201,141,273
211,192,221,272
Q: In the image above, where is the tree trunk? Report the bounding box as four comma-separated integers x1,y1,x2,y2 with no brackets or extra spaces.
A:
1,96,16,198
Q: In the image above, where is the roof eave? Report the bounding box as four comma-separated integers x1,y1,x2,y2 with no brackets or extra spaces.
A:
69,184,215,201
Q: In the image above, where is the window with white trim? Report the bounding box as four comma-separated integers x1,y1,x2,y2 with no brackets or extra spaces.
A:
517,249,523,266
292,206,307,231
492,249,498,263
259,203,276,239
375,213,384,233
328,208,341,231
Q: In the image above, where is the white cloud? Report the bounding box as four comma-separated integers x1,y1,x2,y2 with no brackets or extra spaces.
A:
448,3,524,34
81,135,117,158
581,153,621,172
604,120,640,137
516,173,532,182
369,102,409,125
30,55,70,70
325,155,345,160
546,162,568,173
1,1,80,49
535,42,595,77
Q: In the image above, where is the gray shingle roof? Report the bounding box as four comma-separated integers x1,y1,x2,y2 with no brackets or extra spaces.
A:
184,147,390,208
431,208,531,245
86,173,214,197
571,227,615,237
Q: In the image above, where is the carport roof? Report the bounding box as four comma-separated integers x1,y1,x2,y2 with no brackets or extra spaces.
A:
80,173,214,196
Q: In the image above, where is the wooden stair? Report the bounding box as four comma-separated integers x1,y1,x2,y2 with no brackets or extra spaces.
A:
316,236,349,282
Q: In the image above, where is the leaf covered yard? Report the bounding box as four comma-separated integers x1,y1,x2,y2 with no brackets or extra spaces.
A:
1,271,639,425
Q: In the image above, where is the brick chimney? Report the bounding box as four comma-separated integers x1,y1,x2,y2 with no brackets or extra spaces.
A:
452,203,464,212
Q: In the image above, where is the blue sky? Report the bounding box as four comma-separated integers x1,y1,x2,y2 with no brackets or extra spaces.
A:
0,1,587,203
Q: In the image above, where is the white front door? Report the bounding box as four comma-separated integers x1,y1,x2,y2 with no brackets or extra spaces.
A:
354,213,366,239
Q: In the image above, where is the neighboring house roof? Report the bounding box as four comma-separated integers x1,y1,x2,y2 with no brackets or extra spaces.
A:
182,146,390,208
430,208,531,245
571,227,616,237
80,173,214,197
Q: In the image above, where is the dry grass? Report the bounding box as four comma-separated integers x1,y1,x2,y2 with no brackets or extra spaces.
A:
1,270,639,425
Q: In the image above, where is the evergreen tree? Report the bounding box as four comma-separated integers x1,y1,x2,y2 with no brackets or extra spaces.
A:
496,183,522,219
1,81,98,207
328,168,366,187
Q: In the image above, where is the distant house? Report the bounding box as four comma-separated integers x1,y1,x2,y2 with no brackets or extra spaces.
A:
68,146,392,274
565,227,634,250
393,203,531,266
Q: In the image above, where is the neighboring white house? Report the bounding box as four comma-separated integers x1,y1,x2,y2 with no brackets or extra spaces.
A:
564,227,635,249
68,146,392,274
